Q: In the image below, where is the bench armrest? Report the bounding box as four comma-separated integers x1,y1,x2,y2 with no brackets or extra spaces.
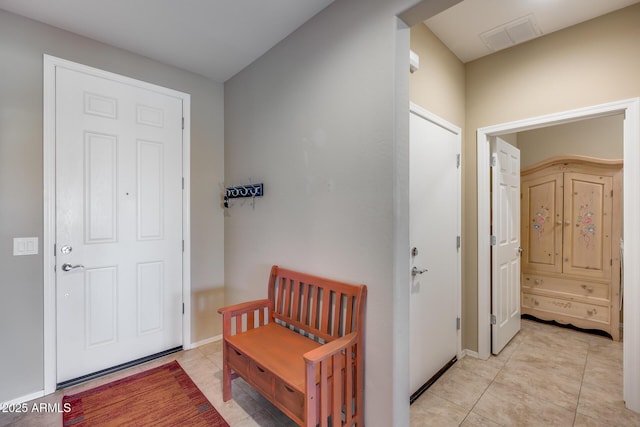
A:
303,332,360,426
218,299,271,317
303,332,358,365
218,299,271,337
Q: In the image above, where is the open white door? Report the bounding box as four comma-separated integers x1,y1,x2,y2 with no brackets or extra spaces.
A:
490,137,521,354
409,104,461,399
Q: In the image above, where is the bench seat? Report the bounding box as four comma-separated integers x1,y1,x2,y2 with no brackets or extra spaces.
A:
226,323,321,392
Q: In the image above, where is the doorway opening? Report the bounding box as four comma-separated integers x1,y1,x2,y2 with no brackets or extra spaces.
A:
477,98,640,411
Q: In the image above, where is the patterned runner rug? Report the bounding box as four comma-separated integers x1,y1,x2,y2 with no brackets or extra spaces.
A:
63,360,228,426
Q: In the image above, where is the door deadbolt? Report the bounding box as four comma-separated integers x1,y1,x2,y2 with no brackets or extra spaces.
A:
61,245,72,254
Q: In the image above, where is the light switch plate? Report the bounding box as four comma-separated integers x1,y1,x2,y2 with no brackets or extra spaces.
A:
13,237,38,256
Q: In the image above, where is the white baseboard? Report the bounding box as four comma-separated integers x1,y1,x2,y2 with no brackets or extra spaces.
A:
461,349,480,359
1,390,45,407
191,334,222,348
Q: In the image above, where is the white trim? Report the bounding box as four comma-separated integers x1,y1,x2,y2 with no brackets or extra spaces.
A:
409,102,463,360
43,55,57,395
181,100,192,350
191,334,223,348
1,391,45,407
622,98,640,413
42,55,192,393
461,349,479,359
476,98,640,412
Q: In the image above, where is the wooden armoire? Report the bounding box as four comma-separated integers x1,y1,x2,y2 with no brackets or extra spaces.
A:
520,156,622,340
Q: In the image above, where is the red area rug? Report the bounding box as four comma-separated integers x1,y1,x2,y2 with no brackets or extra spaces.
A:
62,360,228,426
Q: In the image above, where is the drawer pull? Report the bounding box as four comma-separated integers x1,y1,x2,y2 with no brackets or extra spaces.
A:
232,348,242,356
581,284,594,293
533,299,539,306
534,279,542,285
587,309,598,316
256,365,266,373
284,384,296,393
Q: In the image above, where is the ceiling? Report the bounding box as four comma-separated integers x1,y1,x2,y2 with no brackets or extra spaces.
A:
0,0,638,82
0,0,335,83
425,0,640,63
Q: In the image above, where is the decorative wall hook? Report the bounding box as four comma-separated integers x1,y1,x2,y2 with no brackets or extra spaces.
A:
224,183,263,208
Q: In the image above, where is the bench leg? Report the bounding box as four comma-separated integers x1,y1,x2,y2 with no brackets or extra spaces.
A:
221,343,232,401
222,364,232,401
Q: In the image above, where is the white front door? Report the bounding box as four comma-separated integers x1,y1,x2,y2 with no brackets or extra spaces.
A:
409,104,461,397
55,66,184,383
490,137,521,354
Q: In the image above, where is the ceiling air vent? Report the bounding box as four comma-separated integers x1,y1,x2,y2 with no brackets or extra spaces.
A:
480,14,542,52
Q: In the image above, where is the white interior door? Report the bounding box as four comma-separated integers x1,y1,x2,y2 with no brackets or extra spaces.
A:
409,105,461,397
55,66,184,383
490,137,521,354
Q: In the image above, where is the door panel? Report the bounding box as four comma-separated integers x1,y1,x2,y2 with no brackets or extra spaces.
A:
409,107,460,396
55,66,183,383
491,138,521,355
563,172,613,280
85,132,118,242
85,267,118,347
521,173,563,273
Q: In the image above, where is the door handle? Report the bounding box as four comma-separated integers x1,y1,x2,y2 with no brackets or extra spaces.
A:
517,246,523,256
412,266,428,277
62,263,85,272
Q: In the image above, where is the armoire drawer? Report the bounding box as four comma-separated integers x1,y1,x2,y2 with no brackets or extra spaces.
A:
522,292,609,324
522,274,609,303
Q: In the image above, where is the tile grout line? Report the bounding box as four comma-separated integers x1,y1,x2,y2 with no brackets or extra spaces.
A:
571,342,590,426
458,339,518,427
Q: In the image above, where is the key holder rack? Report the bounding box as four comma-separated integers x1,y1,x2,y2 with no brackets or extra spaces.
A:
224,183,263,208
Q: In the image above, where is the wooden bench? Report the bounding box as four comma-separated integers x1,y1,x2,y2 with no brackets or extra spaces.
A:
218,265,367,426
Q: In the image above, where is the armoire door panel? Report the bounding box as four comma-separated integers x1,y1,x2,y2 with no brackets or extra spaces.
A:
563,173,612,280
521,173,563,274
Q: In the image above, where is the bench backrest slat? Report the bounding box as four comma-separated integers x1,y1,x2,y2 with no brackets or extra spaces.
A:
268,265,366,343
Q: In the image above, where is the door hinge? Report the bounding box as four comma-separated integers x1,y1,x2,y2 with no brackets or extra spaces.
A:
456,317,461,330
182,240,184,252
456,153,461,169
182,177,184,190
610,258,613,266
490,155,497,167
490,235,497,246
182,303,185,314
490,314,497,325
456,235,461,250
182,117,185,130
53,243,56,256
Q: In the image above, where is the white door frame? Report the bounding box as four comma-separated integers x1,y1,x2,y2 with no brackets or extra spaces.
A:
477,98,640,412
410,102,463,361
43,55,192,395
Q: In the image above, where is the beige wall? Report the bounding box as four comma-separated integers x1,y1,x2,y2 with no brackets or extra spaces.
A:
410,23,465,127
518,114,624,168
0,9,224,402
464,4,640,351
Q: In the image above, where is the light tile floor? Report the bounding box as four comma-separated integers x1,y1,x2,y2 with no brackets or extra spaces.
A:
2,319,639,426
411,319,640,427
